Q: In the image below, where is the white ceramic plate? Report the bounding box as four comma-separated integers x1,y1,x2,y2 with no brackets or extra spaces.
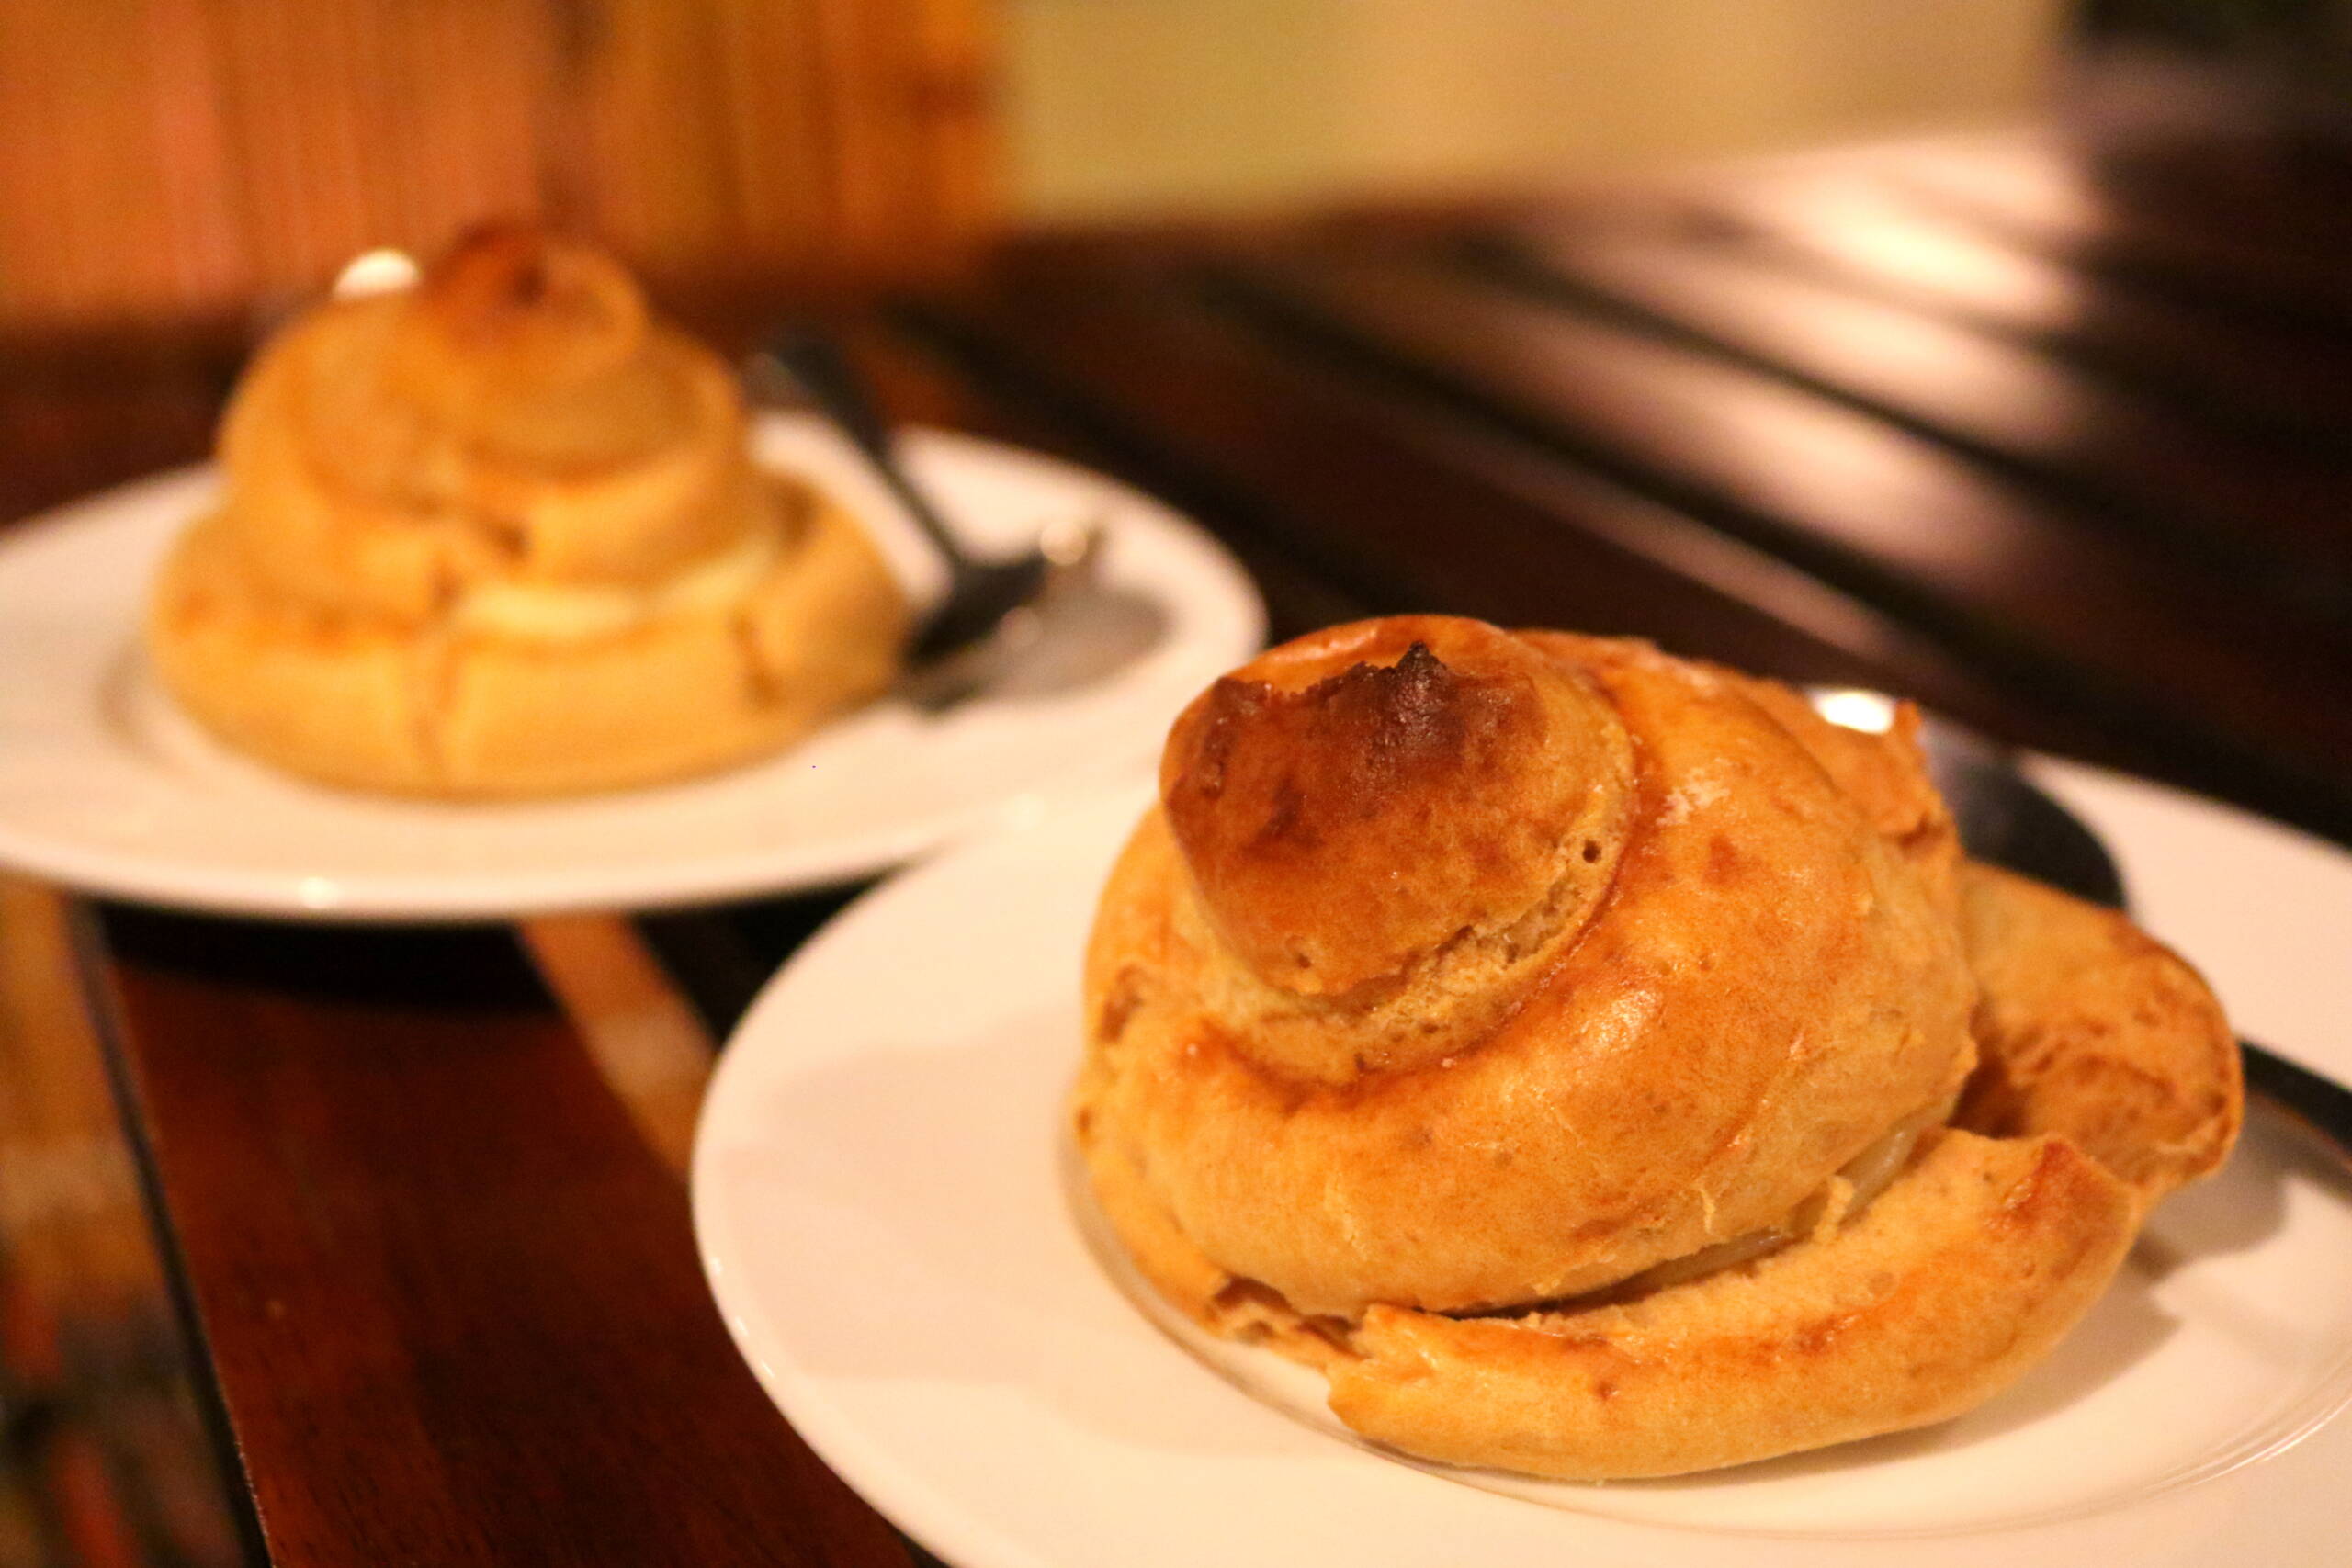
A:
0,415,1263,919
694,762,2352,1568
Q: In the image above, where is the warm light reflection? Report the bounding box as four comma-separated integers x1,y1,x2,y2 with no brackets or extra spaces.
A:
1754,187,2086,329
332,248,419,299
1811,688,1899,734
1908,142,2103,236
1728,187,2095,444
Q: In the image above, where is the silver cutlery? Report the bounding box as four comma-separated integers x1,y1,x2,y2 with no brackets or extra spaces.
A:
752,327,1099,671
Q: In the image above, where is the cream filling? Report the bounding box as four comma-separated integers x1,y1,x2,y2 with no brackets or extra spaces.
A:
450,526,782,642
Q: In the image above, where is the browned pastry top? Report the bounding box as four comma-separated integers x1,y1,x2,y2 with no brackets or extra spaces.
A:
1160,617,1635,1062
213,223,767,619
1085,617,1980,1316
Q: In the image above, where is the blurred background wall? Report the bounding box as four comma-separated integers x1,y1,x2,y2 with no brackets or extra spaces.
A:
0,0,995,332
0,0,2073,331
1006,0,2068,220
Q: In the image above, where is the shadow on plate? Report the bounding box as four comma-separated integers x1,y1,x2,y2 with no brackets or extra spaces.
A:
721,1008,1300,1458
901,582,1170,711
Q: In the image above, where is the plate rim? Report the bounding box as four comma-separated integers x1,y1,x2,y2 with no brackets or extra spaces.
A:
0,420,1265,919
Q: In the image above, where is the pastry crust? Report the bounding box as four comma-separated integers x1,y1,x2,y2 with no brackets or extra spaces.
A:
1327,1130,2136,1480
1086,619,1976,1320
1954,862,2242,1204
145,225,905,796
1076,615,2242,1478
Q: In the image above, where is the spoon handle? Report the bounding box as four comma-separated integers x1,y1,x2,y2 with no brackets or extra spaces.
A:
2242,1041,2352,1168
761,327,973,573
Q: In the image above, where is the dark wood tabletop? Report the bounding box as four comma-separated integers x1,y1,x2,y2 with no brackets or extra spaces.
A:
2,129,2348,1567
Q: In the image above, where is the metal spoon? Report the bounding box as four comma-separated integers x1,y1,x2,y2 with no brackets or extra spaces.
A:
1905,705,2352,1159
752,328,1097,666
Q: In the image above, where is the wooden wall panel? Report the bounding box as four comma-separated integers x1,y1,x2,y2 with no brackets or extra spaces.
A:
0,0,999,332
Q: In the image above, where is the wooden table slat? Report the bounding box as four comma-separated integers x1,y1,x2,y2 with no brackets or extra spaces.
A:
0,881,245,1568
85,909,914,1568
1865,140,2352,341
915,264,2018,720
1187,247,2352,833
1677,178,2352,447
1480,224,2352,607
517,915,714,1179
2087,138,2352,265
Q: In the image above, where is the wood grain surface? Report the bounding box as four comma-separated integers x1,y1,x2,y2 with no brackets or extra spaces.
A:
0,881,244,1568
88,909,919,1568
922,134,2352,842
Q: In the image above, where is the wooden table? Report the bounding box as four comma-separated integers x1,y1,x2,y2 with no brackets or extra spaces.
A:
2,130,2348,1566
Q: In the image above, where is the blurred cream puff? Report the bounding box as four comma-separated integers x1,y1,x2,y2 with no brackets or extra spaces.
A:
149,223,905,796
